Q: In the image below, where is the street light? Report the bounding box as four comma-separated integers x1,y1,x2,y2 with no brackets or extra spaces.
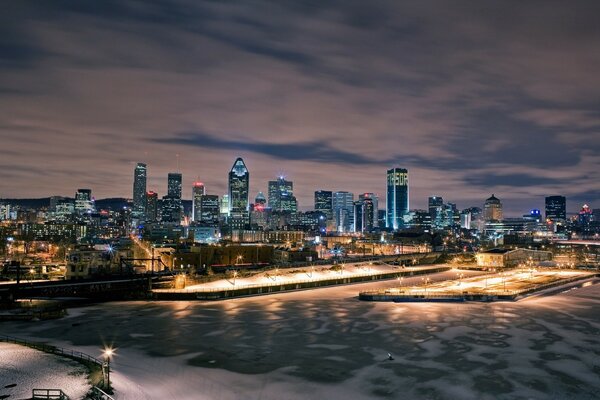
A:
102,347,114,389
233,270,238,286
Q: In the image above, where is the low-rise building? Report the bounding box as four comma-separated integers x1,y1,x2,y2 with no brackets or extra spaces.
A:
476,248,553,268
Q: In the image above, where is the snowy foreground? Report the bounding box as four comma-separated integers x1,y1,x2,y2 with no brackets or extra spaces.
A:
0,343,90,399
1,269,600,400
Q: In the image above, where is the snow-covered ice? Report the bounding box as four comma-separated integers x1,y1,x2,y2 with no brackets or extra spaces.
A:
0,342,91,399
1,270,600,399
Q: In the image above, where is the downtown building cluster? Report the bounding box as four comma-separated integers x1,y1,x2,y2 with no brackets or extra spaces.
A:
1,157,599,261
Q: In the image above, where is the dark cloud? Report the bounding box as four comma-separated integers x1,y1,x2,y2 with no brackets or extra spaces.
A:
155,131,387,165
1,0,600,214
464,173,563,188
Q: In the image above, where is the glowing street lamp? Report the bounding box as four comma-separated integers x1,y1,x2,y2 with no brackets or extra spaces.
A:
102,347,114,389
232,270,238,286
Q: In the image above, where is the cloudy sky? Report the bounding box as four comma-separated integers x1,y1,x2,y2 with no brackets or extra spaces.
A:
1,1,599,215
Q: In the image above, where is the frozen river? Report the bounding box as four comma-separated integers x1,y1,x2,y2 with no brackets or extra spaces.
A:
2,270,600,399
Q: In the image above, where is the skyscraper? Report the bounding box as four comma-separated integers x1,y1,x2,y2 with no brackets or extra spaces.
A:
199,194,219,224
132,163,147,219
545,196,566,222
228,157,250,221
386,168,409,230
74,189,94,214
359,193,379,229
162,172,182,224
354,196,375,233
192,182,205,222
333,191,354,232
145,191,158,222
268,177,294,212
167,173,182,199
428,196,444,229
484,194,503,221
314,190,333,222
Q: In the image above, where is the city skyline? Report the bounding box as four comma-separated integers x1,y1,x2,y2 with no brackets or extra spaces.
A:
1,1,599,214
0,156,594,218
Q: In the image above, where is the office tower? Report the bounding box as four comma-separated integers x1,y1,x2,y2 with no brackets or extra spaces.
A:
353,201,363,232
145,191,158,222
161,196,181,223
428,196,444,229
279,192,298,213
132,163,147,218
199,195,220,224
192,182,205,222
579,204,593,227
255,192,267,207
377,209,386,228
484,194,503,221
386,168,409,230
359,193,378,229
161,173,183,224
354,197,375,233
228,157,250,222
220,194,230,217
314,190,333,221
545,196,566,222
74,189,94,214
167,173,182,199
333,191,354,232
268,177,293,211
411,209,432,231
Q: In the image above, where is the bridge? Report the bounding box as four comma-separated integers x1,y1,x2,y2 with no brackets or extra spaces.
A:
0,275,169,302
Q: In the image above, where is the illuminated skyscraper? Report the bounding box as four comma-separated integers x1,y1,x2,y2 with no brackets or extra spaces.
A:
132,163,147,219
199,195,219,224
314,190,333,222
162,173,182,224
192,182,205,222
74,189,94,214
145,191,158,222
545,196,566,222
428,196,444,229
333,191,354,232
268,177,293,211
484,194,503,221
386,168,409,230
167,173,182,199
228,157,250,221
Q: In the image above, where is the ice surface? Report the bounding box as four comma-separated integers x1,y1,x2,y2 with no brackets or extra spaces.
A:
1,271,600,399
0,343,90,399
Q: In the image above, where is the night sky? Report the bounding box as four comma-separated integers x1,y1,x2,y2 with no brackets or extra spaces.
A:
1,1,599,215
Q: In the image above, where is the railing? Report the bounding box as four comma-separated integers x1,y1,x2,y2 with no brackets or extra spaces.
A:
91,386,114,400
32,388,69,400
0,334,103,366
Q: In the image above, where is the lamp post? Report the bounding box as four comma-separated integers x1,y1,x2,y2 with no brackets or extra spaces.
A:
233,270,238,286
102,347,114,389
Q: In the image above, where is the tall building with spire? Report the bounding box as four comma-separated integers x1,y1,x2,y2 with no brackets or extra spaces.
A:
386,167,409,230
132,163,147,219
228,158,250,225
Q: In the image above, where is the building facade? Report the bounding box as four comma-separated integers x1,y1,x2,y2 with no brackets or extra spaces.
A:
386,168,409,230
